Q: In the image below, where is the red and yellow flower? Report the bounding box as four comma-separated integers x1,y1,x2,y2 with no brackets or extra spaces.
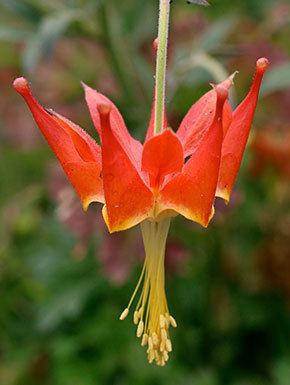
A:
14,0,273,360
13,56,268,364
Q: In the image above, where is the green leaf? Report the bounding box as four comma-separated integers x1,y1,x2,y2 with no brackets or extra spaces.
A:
198,16,236,52
22,9,83,73
260,62,290,97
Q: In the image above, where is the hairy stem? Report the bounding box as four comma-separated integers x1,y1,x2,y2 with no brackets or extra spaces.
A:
154,0,171,135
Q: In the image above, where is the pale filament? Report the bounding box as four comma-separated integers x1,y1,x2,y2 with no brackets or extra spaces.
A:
119,218,177,366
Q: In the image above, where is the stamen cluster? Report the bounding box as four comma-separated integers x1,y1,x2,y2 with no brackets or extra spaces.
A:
137,311,176,366
119,219,176,365
120,307,177,366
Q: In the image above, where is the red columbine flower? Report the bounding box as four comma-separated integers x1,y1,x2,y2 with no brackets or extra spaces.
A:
13,57,268,365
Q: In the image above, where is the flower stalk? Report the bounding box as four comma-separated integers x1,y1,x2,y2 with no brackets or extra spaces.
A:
154,0,171,135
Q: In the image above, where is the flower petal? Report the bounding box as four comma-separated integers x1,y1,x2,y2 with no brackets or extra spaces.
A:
99,105,154,233
82,83,143,168
157,86,228,227
142,129,184,189
222,100,233,137
13,77,103,207
216,58,270,202
177,75,235,157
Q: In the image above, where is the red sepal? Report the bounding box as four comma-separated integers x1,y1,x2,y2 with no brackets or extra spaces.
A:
216,58,270,202
177,75,234,157
83,83,142,168
99,105,154,232
158,86,228,227
13,77,103,208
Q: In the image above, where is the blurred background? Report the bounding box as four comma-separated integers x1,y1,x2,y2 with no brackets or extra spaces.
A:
1,0,290,384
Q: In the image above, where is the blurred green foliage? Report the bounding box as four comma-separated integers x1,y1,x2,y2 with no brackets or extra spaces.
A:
1,0,290,384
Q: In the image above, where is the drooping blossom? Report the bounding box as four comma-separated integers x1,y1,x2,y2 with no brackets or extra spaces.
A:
13,56,268,364
13,0,269,363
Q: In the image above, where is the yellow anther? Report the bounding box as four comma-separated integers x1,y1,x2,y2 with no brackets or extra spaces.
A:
163,351,169,361
148,336,153,350
169,315,177,328
152,332,159,346
160,341,165,352
148,350,155,363
119,308,129,320
166,338,172,352
141,333,148,346
161,328,167,342
133,311,139,325
137,320,144,337
138,307,143,317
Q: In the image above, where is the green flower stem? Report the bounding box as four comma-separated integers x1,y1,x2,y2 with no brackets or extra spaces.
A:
154,0,171,135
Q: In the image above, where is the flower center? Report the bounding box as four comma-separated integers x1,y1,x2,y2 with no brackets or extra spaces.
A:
119,218,177,366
